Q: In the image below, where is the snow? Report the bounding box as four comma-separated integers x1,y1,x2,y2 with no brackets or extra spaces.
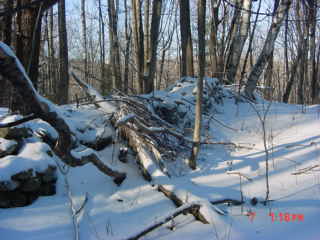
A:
0,78,320,240
0,139,16,153
0,142,55,181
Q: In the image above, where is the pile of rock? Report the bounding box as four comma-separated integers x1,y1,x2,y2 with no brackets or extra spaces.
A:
0,165,57,208
0,126,57,208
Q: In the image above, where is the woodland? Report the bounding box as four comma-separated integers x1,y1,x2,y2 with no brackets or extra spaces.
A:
0,0,319,240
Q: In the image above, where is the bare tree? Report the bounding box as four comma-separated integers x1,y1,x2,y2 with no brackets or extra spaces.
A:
108,0,122,90
123,0,131,94
97,0,108,95
81,0,88,83
189,0,206,170
225,0,252,84
131,0,144,93
179,0,194,77
244,0,292,100
57,0,69,104
144,0,162,93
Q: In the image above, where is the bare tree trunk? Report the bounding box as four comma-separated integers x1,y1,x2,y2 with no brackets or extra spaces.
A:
296,0,308,105
57,0,69,104
144,0,150,74
225,0,252,84
132,0,144,93
282,40,304,103
3,0,13,46
309,2,318,103
144,0,162,93
123,0,131,94
81,0,88,83
0,0,13,108
15,0,42,89
108,0,122,90
179,0,194,77
189,0,206,170
239,0,261,90
48,7,56,96
98,0,108,95
244,0,292,99
263,50,273,100
209,0,220,78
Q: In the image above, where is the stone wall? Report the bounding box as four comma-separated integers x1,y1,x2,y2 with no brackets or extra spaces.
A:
0,166,57,208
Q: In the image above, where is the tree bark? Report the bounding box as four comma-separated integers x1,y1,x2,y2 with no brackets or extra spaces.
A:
225,0,252,84
57,0,69,104
131,0,144,93
244,0,291,99
144,0,162,93
81,0,88,83
97,0,108,95
108,0,122,90
179,0,194,77
3,0,13,46
282,40,304,103
189,0,206,170
123,0,131,94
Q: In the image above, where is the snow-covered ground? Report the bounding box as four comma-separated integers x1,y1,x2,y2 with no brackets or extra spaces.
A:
1,81,320,240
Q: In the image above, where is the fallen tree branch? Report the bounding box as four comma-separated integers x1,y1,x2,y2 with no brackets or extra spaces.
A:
210,198,244,206
116,113,247,148
157,185,209,224
0,42,126,185
126,203,202,240
71,74,169,181
0,114,37,128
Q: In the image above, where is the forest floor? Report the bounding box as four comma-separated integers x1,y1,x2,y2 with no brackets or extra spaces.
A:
0,80,320,240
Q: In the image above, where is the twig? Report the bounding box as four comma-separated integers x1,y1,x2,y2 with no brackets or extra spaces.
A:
75,193,89,215
292,164,320,175
227,171,253,181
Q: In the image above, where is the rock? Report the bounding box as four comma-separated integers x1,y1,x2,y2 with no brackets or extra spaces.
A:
20,177,41,192
5,127,32,140
0,180,19,191
9,192,28,207
0,191,28,208
37,165,57,183
26,193,39,204
0,193,11,208
11,169,33,182
1,166,57,208
0,138,18,157
39,183,56,196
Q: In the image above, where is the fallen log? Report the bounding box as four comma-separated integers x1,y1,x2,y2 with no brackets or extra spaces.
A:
126,203,203,240
71,72,168,181
157,185,209,224
0,42,126,185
